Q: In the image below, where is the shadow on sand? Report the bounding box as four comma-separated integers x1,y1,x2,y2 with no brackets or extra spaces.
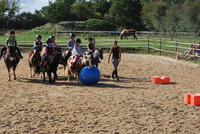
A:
18,74,149,90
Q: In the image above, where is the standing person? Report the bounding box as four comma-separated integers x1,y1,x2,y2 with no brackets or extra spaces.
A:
0,31,23,60
108,41,121,81
49,35,57,48
87,38,95,54
33,35,43,53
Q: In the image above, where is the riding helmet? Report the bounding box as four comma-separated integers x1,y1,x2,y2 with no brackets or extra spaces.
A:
88,38,93,41
10,31,15,35
76,38,82,43
46,38,52,44
70,33,75,37
36,35,42,39
49,35,55,39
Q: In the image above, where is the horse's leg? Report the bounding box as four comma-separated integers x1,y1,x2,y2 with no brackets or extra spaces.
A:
42,72,45,81
7,67,11,81
67,69,71,82
48,71,52,83
13,67,17,80
77,74,79,84
29,63,32,78
52,71,57,83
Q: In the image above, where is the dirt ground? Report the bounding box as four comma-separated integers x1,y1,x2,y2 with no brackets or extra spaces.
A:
0,53,200,134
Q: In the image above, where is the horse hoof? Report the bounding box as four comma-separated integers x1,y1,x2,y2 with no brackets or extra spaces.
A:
8,79,11,81
13,77,17,80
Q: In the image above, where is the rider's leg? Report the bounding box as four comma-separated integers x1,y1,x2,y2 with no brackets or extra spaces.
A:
15,47,23,59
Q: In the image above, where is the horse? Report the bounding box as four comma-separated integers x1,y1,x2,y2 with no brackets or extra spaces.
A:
120,29,137,40
28,50,41,78
3,47,20,81
59,50,72,71
90,48,103,68
40,47,62,83
66,54,92,83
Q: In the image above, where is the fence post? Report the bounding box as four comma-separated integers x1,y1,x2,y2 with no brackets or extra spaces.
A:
160,39,162,56
193,41,195,62
148,37,150,53
175,40,178,52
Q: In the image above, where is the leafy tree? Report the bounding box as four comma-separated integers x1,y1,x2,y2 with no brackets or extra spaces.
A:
109,0,143,30
0,0,20,28
93,0,111,16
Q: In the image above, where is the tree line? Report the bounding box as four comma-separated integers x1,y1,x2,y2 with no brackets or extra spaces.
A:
0,0,199,32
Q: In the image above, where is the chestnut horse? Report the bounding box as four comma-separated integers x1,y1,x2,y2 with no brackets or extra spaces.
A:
66,55,92,83
120,29,137,40
28,50,41,78
3,47,20,81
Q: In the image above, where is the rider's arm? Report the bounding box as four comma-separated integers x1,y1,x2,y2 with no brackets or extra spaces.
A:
67,41,73,50
14,39,17,47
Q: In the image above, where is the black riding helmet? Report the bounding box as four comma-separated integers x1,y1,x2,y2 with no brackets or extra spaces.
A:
36,35,42,39
46,38,52,44
10,31,15,35
70,33,75,37
76,38,82,43
88,38,93,41
49,35,55,39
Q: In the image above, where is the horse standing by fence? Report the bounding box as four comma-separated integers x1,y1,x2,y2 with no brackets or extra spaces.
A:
66,55,92,83
28,50,41,78
120,29,137,40
3,47,20,81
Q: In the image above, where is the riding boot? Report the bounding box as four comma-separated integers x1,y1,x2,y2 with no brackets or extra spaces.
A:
115,70,119,81
111,70,115,80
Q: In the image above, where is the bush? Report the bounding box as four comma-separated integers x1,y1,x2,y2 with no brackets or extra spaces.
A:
58,19,117,31
82,19,117,31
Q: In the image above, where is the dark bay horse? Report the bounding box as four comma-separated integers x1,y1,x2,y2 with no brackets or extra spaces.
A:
91,48,103,68
66,55,92,83
3,47,20,81
28,50,41,78
40,47,62,83
120,29,137,40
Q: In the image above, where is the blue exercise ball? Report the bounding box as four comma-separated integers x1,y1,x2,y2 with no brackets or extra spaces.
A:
79,66,100,85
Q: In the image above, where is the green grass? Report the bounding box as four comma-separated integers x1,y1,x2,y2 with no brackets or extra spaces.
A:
0,32,199,55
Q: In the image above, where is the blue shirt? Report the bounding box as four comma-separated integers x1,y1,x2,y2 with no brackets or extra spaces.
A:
74,45,85,55
67,40,76,50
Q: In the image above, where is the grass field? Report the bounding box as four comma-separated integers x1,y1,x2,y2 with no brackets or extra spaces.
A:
0,32,199,54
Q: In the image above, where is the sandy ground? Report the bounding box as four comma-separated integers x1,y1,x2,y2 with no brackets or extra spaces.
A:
0,53,200,134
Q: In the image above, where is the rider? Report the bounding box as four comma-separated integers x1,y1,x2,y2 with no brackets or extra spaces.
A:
71,38,85,68
87,38,95,54
33,35,43,54
67,33,76,51
41,38,54,66
49,35,57,48
0,31,23,60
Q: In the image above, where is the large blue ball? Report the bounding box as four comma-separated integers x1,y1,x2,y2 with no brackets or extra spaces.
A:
79,66,100,85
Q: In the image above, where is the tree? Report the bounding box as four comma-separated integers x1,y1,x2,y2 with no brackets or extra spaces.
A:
93,0,111,16
43,0,76,23
0,0,20,28
70,2,95,21
109,0,143,30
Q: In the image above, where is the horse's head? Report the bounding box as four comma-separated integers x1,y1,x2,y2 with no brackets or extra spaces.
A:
82,55,92,69
6,47,16,61
94,48,103,60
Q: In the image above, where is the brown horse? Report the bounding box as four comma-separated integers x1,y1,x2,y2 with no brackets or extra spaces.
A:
120,29,137,40
3,47,20,81
66,55,92,83
28,50,41,78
